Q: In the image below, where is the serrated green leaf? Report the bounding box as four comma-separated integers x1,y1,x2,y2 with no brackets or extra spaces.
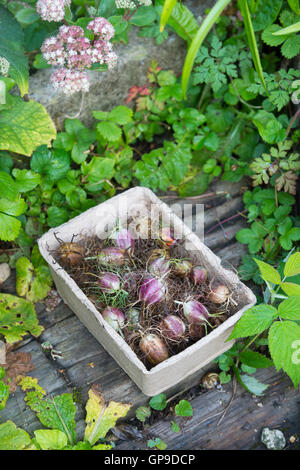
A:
229,305,278,340
84,385,131,445
34,430,68,450
250,0,283,31
239,373,269,396
281,35,300,59
262,25,287,46
161,2,199,43
0,421,31,450
0,293,44,343
97,121,122,142
108,106,133,125
239,350,273,368
278,296,300,320
47,207,69,228
0,97,56,156
269,321,300,388
281,282,300,296
136,406,151,423
12,169,41,192
254,258,281,284
0,380,9,410
284,252,300,278
0,171,18,200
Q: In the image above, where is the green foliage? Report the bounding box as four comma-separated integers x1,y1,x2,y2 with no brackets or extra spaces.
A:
0,368,9,411
174,400,193,417
149,393,167,411
262,7,300,59
147,437,168,450
229,254,300,388
136,405,151,423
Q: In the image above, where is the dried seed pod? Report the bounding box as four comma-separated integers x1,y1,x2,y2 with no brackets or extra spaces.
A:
210,314,227,328
208,285,230,304
127,308,140,330
191,266,208,284
97,247,125,266
189,323,204,340
102,306,125,331
160,315,186,340
148,257,170,277
201,372,220,390
182,300,209,325
97,272,120,293
57,242,85,267
139,277,166,305
123,272,139,292
115,228,135,254
139,334,169,366
148,248,170,261
172,260,192,278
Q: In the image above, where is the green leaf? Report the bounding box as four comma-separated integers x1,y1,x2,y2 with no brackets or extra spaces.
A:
16,256,34,297
0,171,18,200
0,380,9,410
250,0,283,31
0,197,26,241
130,6,157,26
262,24,287,47
0,421,31,450
284,253,300,278
84,385,131,445
281,282,300,296
238,373,269,396
254,258,281,284
97,121,122,142
34,430,68,450
0,5,28,96
238,0,268,94
174,400,193,417
30,146,70,181
171,421,180,433
12,169,41,192
47,207,69,228
136,406,151,423
281,35,300,58
253,110,284,144
149,393,167,411
219,371,232,384
272,21,300,35
278,296,300,320
182,0,231,97
269,320,300,388
229,305,278,339
288,0,300,15
0,293,44,343
0,97,56,156
160,0,177,32
239,350,273,368
108,106,133,125
161,2,199,43
15,7,39,25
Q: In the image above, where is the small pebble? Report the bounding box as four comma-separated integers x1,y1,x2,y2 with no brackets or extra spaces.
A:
0,263,10,285
261,427,286,450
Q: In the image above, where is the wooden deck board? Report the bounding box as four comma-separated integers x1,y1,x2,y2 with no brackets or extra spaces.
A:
1,180,298,449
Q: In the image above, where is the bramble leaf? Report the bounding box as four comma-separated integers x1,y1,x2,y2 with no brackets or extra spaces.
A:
229,305,278,339
284,252,300,277
254,259,281,284
278,296,300,320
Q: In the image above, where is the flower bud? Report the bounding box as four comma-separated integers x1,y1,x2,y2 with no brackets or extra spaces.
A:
139,277,166,305
102,306,125,331
182,300,209,325
160,315,186,340
97,272,120,293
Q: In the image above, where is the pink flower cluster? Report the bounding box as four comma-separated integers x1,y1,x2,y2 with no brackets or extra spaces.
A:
36,0,71,22
41,20,117,94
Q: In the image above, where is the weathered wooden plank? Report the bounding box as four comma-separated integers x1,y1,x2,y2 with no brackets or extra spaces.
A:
205,220,246,251
116,367,300,450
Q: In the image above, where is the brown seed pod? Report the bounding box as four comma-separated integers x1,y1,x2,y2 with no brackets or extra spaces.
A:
201,372,220,390
210,314,227,328
57,242,85,267
189,323,204,340
172,260,192,278
208,285,230,304
139,333,169,366
148,248,170,261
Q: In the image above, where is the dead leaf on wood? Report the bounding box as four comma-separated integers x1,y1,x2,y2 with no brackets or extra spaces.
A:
44,289,62,312
110,424,144,441
0,351,34,392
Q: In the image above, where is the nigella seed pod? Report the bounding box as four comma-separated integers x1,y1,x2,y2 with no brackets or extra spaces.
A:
139,334,169,366
160,315,186,340
208,285,230,304
182,300,209,325
148,257,170,278
97,272,120,293
127,308,140,330
57,242,85,267
191,266,208,284
102,307,125,331
148,248,170,261
158,227,176,247
97,247,125,266
115,228,135,254
173,260,193,278
123,272,139,292
139,277,165,305
189,323,205,340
